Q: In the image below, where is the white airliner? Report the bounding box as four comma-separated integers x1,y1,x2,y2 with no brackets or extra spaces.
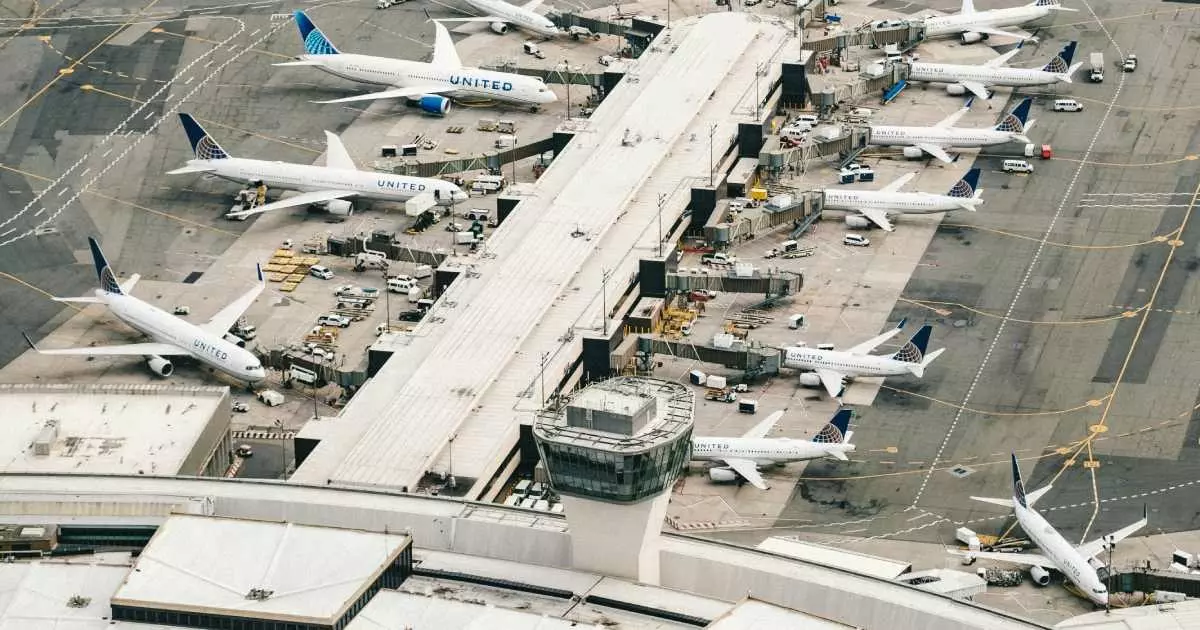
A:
954,454,1147,607
23,238,267,383
823,168,983,231
923,0,1077,44
275,10,557,110
869,97,1036,163
434,0,562,37
782,320,946,400
167,113,467,219
910,41,1081,101
693,410,856,490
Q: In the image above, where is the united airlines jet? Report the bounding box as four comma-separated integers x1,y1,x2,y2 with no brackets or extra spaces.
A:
692,410,857,490
923,0,1077,44
167,114,467,219
782,319,945,400
910,41,1082,101
869,97,1036,163
24,238,267,382
435,0,562,37
275,10,557,111
954,454,1147,607
823,169,984,231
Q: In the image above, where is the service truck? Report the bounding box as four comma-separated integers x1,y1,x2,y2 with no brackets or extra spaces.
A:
1088,52,1104,83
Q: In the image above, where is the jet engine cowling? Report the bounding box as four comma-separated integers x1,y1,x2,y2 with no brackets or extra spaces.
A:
146,355,174,377
708,467,738,483
1029,565,1051,586
326,200,354,216
845,215,872,229
946,83,967,96
490,21,509,34
223,333,247,348
798,373,823,387
960,31,985,44
902,146,926,159
418,94,451,116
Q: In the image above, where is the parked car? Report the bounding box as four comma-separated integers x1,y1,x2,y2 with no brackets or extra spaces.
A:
1052,99,1083,112
1002,159,1034,174
317,314,351,328
231,401,249,413
235,444,254,457
309,264,334,280
843,234,870,247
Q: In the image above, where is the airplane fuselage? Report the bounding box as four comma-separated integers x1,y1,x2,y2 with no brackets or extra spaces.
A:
783,347,913,378
466,0,561,36
692,438,854,466
923,5,1052,38
868,125,1020,149
1015,503,1110,606
98,291,265,382
823,189,976,216
909,62,1065,88
190,157,462,206
301,53,556,105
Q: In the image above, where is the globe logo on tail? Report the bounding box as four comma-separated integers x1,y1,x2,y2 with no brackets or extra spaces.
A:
100,266,122,295
995,112,1025,133
196,136,227,161
892,339,925,364
1044,55,1068,75
949,178,975,198
305,29,336,55
813,422,845,445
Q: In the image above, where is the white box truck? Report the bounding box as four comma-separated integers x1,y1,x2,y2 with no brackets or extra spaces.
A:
1089,52,1104,82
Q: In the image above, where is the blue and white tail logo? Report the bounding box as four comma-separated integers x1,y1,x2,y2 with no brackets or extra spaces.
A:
892,325,933,364
1034,0,1060,6
1043,41,1076,74
948,169,981,199
296,10,339,55
994,98,1032,133
88,237,124,295
813,410,853,444
179,113,228,161
1011,453,1028,508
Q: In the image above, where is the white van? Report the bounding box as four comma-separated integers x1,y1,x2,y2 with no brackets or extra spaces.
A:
1053,99,1083,112
387,277,415,293
308,265,334,280
1002,159,1034,174
464,208,490,222
842,234,870,247
471,175,505,193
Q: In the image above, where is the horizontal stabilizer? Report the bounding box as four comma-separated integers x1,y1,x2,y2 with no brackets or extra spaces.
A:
51,296,102,304
273,59,326,67
826,449,849,461
970,495,1014,508
166,165,217,175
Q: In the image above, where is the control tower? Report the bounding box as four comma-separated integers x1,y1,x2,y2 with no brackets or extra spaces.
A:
533,376,693,583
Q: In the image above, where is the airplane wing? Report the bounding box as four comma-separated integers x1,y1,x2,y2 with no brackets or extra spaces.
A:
958,81,991,101
521,0,546,9
815,368,847,399
313,84,450,105
28,341,189,357
721,458,768,490
985,47,1023,68
856,207,894,232
845,326,904,355
969,24,1038,42
742,410,784,440
225,189,358,219
201,265,265,337
879,172,916,193
916,143,955,164
323,131,358,171
952,549,1056,569
1076,507,1148,560
431,20,463,69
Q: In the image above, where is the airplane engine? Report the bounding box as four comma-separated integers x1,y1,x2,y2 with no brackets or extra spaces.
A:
418,94,451,116
223,333,247,348
1029,566,1051,586
945,84,967,96
798,373,823,387
844,215,872,229
708,467,739,483
960,31,985,44
326,200,354,216
490,21,509,34
145,355,174,377
902,146,925,159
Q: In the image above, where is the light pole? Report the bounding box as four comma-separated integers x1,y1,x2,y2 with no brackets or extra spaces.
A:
447,434,457,489
708,123,718,187
657,193,666,257
274,418,288,479
601,268,612,335
755,62,764,121
539,351,550,408
381,266,391,333
562,60,572,121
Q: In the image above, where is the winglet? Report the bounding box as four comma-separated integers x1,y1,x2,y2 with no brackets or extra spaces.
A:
256,263,264,284
88,237,124,296
295,9,339,55
21,331,37,352
1012,452,1028,508
896,317,907,330
178,114,229,161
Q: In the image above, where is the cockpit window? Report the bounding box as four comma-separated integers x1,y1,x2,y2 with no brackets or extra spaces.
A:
245,363,261,372
1093,588,1106,593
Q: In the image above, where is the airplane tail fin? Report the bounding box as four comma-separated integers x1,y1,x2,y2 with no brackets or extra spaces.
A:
178,113,230,161
1042,40,1077,74
1011,452,1028,508
994,97,1033,134
813,409,853,445
947,168,981,199
294,10,339,55
960,0,976,14
892,324,934,364
87,237,124,296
